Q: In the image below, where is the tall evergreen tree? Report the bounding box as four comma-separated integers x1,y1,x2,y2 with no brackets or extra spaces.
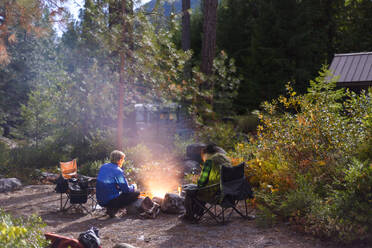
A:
0,10,57,137
182,0,192,80
201,0,218,76
182,0,191,52
0,0,65,64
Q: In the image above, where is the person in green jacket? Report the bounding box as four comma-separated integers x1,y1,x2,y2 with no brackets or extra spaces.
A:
181,143,232,221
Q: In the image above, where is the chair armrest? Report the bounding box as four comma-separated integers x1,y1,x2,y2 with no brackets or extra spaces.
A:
196,183,220,192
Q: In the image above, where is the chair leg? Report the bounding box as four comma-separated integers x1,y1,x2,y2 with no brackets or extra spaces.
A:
245,199,248,216
89,194,98,212
222,208,225,224
232,204,247,218
61,194,70,211
194,201,221,224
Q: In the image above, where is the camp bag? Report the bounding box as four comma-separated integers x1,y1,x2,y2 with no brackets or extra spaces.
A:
55,176,68,193
78,227,101,248
45,232,85,248
78,176,89,190
68,178,88,204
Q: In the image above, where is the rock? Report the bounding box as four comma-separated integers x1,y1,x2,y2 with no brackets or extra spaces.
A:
183,160,201,174
152,196,163,206
33,169,59,184
113,243,138,248
185,143,206,163
0,178,22,193
40,172,59,184
126,197,160,219
138,235,151,242
161,193,185,214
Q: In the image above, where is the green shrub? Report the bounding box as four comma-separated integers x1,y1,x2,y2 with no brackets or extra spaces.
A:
10,144,61,168
236,113,260,133
125,143,153,165
72,131,116,165
80,159,109,177
279,175,320,219
122,159,139,183
0,141,10,175
305,158,372,243
0,210,49,248
197,122,242,151
255,204,278,228
173,134,196,159
7,141,63,183
227,69,371,243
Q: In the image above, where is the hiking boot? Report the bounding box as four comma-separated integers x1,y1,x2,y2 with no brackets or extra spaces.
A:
118,208,127,218
106,208,118,218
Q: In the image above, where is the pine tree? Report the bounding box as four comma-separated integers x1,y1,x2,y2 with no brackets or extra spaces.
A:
201,0,218,76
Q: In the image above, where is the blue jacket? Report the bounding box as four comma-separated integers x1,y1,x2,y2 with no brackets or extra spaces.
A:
96,163,135,206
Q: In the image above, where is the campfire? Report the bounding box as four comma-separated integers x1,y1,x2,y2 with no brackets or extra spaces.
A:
136,184,185,217
140,186,181,200
136,159,183,212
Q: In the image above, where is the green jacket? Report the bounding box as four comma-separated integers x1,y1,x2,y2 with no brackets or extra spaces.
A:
197,153,232,202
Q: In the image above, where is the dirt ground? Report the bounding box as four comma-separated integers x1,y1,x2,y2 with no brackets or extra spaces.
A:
0,185,369,248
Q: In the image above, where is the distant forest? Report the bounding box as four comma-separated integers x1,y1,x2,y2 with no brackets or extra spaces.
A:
1,0,371,140
147,0,372,112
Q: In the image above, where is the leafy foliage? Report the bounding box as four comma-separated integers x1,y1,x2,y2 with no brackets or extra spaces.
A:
173,134,196,159
228,69,371,243
80,158,109,178
0,210,49,248
0,0,66,64
0,141,10,174
196,122,240,151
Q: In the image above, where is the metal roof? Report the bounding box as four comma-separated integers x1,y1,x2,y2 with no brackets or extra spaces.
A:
329,52,372,87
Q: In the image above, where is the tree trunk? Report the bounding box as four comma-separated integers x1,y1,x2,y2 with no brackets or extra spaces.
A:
324,0,336,63
182,0,191,51
117,0,128,150
201,0,218,76
182,0,192,80
200,0,218,118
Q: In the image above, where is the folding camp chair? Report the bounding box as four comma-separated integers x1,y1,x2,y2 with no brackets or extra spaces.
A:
190,162,254,224
60,159,78,179
57,159,78,211
57,159,97,214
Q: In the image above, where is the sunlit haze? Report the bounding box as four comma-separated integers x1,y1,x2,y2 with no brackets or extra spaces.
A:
56,0,153,36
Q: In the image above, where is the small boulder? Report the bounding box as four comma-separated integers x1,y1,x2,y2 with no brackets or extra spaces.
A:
126,197,160,219
152,196,163,206
161,193,185,214
41,172,59,184
0,178,22,193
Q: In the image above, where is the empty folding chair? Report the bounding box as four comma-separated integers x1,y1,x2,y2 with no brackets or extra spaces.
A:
191,162,254,224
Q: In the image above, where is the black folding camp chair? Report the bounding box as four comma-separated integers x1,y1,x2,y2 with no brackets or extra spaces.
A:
190,162,254,224
55,159,97,214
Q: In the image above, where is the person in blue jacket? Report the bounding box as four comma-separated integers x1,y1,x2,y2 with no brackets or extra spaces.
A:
96,150,140,217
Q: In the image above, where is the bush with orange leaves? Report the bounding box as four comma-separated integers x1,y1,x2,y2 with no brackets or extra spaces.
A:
228,68,372,243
